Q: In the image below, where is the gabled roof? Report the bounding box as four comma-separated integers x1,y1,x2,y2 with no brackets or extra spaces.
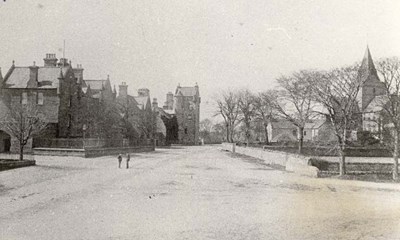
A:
176,86,197,96
364,95,389,113
271,119,326,130
134,96,149,110
270,121,296,129
84,79,108,91
4,66,68,89
304,119,326,129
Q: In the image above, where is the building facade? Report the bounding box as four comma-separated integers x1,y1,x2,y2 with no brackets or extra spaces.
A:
158,84,201,145
0,53,156,153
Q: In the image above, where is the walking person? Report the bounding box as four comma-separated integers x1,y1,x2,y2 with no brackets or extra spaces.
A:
126,153,130,169
118,154,122,168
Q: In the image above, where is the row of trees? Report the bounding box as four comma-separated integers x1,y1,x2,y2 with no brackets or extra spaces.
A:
215,57,400,180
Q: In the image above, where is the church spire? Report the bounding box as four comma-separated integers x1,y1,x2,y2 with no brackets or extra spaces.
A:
360,45,378,78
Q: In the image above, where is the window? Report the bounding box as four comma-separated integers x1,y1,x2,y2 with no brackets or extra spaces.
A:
304,131,307,136
67,114,72,128
21,92,28,105
37,92,44,105
292,129,297,136
185,128,188,134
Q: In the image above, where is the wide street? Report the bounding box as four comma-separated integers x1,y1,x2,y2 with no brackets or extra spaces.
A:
1,146,400,240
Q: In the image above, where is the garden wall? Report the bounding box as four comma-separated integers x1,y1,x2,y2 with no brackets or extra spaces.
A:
34,145,155,158
256,145,392,157
221,143,319,177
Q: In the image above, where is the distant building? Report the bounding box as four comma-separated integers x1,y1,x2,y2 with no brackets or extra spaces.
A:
267,118,335,143
116,83,154,143
156,84,201,145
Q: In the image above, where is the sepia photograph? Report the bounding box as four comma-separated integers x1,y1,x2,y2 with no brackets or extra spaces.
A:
1,0,400,239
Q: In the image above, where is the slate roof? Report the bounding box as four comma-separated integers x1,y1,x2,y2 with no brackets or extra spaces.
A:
84,79,107,91
4,66,68,89
176,86,197,96
359,46,378,81
364,95,389,113
134,96,149,110
271,120,326,130
270,121,296,129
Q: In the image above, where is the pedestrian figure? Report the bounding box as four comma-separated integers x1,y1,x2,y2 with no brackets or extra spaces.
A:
118,154,122,168
126,153,130,169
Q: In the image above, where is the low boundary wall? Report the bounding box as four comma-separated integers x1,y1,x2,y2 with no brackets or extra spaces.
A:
221,143,319,178
0,160,36,171
84,145,155,158
33,145,155,158
309,158,398,174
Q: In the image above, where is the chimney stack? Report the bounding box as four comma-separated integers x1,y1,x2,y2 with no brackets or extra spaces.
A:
28,61,39,88
44,53,58,67
73,64,84,81
119,82,128,98
57,58,69,67
152,98,158,110
138,88,150,97
165,92,174,110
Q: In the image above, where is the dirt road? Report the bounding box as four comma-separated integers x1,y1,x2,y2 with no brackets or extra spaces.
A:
1,146,400,239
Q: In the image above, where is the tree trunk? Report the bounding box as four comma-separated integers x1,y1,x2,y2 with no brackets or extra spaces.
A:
338,147,346,176
245,121,251,147
393,131,399,181
298,126,304,154
226,123,230,143
339,128,347,176
19,144,24,161
264,123,269,145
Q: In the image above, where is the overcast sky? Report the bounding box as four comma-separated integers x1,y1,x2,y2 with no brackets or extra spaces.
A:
1,0,400,121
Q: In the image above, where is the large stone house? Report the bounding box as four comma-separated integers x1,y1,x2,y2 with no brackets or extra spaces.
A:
0,53,155,153
116,83,154,144
154,84,201,145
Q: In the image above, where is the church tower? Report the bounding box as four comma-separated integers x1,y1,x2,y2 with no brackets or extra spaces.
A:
358,46,385,111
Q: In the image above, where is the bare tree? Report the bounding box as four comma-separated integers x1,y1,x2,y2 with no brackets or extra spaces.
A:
311,65,364,176
376,57,400,181
237,89,256,146
272,71,316,153
253,90,277,145
214,90,240,143
1,103,48,160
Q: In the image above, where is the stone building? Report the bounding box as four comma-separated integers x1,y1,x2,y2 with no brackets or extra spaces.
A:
116,83,154,144
0,53,156,153
158,84,201,145
0,54,85,152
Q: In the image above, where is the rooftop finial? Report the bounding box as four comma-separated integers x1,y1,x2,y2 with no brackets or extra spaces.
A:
33,61,36,66
12,60,15,66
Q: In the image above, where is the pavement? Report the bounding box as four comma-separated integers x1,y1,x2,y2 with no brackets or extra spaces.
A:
1,145,400,239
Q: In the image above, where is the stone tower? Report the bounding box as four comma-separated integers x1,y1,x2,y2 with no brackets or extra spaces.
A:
357,46,385,111
174,84,200,145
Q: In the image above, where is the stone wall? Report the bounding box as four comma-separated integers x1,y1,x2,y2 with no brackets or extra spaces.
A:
309,158,398,174
84,145,155,158
221,143,319,177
